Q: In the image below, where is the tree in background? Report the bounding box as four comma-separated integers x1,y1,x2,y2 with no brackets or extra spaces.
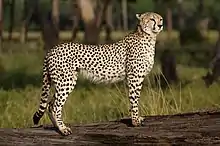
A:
40,0,59,50
52,0,59,41
20,0,38,43
206,0,220,70
0,0,3,50
177,0,185,31
165,0,174,40
178,1,204,45
154,0,174,40
210,0,220,44
8,0,14,41
77,0,110,44
196,0,210,38
104,0,113,42
70,0,80,41
20,0,28,43
121,0,128,31
3,0,220,46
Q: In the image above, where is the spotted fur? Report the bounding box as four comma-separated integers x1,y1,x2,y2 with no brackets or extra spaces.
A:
33,12,163,136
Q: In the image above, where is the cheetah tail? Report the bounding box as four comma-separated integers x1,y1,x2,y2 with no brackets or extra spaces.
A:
33,64,51,125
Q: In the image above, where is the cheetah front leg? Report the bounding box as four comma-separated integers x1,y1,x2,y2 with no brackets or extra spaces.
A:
48,72,77,136
127,74,145,126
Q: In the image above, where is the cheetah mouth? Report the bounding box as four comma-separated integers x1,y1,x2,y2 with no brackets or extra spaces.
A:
152,29,160,33
152,28,162,33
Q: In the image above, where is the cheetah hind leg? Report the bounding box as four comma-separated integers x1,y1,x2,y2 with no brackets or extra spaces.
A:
47,97,72,135
47,97,57,128
47,73,77,136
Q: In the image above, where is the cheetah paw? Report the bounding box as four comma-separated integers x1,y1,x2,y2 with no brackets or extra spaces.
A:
132,116,144,127
59,126,72,136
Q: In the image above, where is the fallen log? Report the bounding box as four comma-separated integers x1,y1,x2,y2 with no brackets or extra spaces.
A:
1,110,220,145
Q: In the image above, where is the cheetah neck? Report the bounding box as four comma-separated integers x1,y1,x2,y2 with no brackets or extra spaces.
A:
135,25,157,38
135,25,157,45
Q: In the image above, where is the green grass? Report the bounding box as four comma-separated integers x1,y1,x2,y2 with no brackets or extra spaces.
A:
0,43,220,128
1,29,219,43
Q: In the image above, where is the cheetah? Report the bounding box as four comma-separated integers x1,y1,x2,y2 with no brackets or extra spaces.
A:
33,12,163,136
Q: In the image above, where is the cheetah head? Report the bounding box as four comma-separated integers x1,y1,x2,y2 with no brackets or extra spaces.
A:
136,12,163,35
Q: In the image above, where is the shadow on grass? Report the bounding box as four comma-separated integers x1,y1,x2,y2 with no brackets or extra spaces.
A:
0,69,42,90
0,69,117,91
0,69,196,92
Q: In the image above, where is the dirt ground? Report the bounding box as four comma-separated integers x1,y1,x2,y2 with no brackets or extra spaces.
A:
1,110,220,145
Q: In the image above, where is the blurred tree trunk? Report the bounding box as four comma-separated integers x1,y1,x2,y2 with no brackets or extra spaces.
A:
115,1,122,30
177,0,185,31
121,0,128,30
197,0,209,37
154,0,173,40
70,0,80,41
159,49,178,89
20,0,35,43
177,0,186,46
8,0,15,41
105,0,113,43
166,7,172,40
212,24,220,62
203,25,220,87
41,16,59,50
20,0,28,43
77,0,97,44
33,0,59,50
217,27,220,44
77,0,110,44
198,0,204,17
52,0,59,42
0,0,3,50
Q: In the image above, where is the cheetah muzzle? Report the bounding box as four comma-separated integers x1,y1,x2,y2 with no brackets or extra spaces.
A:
33,12,163,136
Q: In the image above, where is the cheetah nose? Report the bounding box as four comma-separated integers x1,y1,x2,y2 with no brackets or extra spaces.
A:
158,25,163,28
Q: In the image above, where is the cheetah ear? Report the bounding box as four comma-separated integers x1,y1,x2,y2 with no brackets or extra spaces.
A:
136,13,141,20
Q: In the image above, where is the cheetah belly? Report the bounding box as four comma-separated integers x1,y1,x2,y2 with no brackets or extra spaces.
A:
79,64,126,84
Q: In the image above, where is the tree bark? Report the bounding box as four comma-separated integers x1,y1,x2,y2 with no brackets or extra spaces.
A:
115,1,122,30
52,0,60,41
177,0,185,31
20,0,36,43
0,0,3,50
77,0,97,44
105,0,113,43
198,0,204,15
70,0,80,41
41,18,59,50
95,0,110,28
159,49,178,88
197,0,209,37
20,0,28,43
203,25,220,87
1,110,220,145
121,0,128,30
8,0,15,41
166,7,172,40
77,0,110,44
33,0,59,50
